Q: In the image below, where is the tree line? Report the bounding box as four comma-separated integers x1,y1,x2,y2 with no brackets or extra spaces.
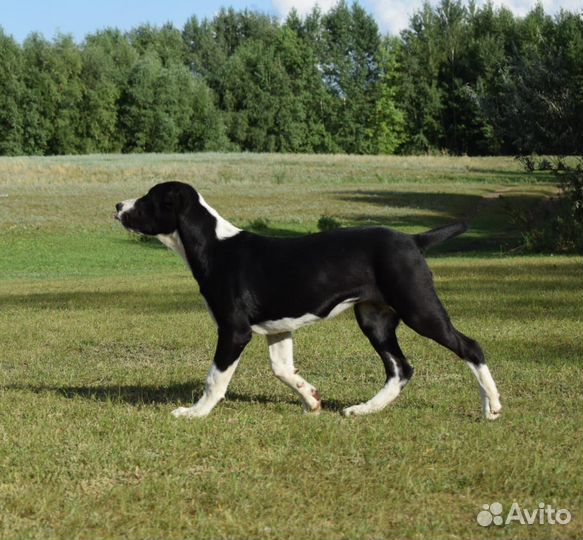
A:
0,0,581,156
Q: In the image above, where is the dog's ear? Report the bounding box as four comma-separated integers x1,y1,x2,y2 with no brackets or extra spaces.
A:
163,183,196,214
163,187,181,211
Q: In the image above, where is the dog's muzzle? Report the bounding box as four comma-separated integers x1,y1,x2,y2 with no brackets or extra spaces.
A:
114,199,136,223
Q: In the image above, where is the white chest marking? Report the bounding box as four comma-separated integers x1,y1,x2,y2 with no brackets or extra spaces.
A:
156,231,189,267
156,231,217,325
251,298,359,335
197,193,241,240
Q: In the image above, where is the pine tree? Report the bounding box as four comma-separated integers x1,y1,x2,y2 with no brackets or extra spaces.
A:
367,38,407,154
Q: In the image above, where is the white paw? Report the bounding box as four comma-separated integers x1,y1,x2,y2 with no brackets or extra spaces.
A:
171,406,208,418
484,405,502,421
300,387,322,413
342,403,367,417
303,403,321,415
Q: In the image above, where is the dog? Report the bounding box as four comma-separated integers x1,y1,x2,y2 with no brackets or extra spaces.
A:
114,181,501,420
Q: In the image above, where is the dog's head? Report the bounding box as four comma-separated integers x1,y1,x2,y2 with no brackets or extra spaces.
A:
114,181,241,243
114,182,195,236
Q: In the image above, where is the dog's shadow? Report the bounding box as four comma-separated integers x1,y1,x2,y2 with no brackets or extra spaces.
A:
13,383,350,413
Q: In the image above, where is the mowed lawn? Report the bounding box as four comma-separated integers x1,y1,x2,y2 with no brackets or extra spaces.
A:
0,153,581,539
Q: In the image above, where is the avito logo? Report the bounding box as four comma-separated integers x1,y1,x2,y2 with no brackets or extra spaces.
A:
477,502,571,527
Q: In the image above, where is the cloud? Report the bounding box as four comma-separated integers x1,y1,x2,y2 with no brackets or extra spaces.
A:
273,0,582,36
492,0,583,14
271,0,338,17
371,0,582,34
368,0,412,35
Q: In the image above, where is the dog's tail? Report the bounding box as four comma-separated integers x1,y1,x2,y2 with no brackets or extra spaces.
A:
413,221,468,252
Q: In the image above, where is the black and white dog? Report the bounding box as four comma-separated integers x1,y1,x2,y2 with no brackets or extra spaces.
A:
114,181,501,420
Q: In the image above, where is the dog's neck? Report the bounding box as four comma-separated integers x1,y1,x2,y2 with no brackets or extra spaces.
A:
196,193,241,240
157,192,241,283
156,231,189,266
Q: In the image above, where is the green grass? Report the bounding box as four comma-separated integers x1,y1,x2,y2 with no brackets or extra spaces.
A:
0,154,581,539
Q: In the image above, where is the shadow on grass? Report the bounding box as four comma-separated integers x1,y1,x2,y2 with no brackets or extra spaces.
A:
237,190,540,254
467,168,553,180
0,290,205,314
10,382,354,412
113,188,549,255
337,190,483,216
114,235,167,250
334,189,548,254
478,169,558,181
2,261,578,318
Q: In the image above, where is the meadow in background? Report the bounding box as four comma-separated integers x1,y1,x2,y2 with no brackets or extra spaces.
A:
0,153,581,538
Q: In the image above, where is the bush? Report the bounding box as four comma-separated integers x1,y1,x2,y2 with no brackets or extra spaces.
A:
515,155,537,173
512,156,583,253
317,215,341,232
247,217,270,233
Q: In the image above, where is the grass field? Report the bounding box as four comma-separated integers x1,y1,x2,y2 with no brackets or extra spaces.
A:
0,153,581,539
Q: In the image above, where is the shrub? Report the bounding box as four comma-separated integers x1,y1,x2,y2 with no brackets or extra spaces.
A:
515,155,537,173
512,156,583,253
247,217,270,233
317,215,341,232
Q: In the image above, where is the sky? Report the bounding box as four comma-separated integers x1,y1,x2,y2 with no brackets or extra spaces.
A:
2,0,581,42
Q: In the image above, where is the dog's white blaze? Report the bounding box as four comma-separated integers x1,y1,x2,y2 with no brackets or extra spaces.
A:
118,198,136,216
267,332,321,412
251,298,359,335
467,362,502,420
343,356,401,416
197,193,241,240
172,359,240,418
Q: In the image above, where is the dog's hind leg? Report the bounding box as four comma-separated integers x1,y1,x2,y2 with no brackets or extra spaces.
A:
267,332,321,413
466,361,501,420
343,302,413,417
400,292,502,420
172,326,251,418
431,326,501,420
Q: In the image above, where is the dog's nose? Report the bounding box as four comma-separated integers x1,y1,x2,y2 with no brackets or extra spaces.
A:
116,202,123,212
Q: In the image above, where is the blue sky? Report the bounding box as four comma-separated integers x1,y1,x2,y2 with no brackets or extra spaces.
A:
2,0,579,42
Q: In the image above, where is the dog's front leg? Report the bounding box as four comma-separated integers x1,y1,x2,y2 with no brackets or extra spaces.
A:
172,326,251,418
267,332,321,413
